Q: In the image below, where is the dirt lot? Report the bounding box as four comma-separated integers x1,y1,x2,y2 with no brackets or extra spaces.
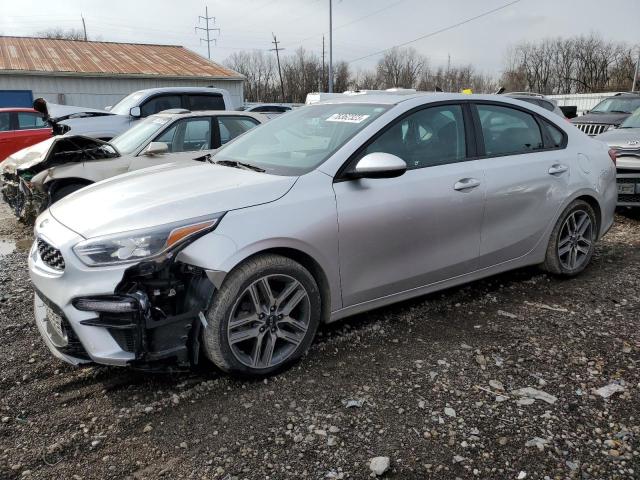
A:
0,200,638,480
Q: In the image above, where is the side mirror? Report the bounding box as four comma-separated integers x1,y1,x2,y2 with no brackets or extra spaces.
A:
143,142,168,156
33,98,49,117
104,105,112,111
350,152,407,179
130,106,141,118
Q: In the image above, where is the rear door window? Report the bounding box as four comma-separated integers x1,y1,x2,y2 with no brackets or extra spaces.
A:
188,94,225,111
217,116,260,146
17,112,47,129
476,104,544,156
140,95,182,117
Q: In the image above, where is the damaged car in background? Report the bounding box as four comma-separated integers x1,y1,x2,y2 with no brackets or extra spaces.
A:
1,108,266,223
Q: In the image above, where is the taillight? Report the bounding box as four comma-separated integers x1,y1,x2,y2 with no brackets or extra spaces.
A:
608,148,617,166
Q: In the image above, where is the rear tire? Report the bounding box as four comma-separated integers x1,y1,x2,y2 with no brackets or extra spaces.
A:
542,200,597,276
202,254,321,377
50,183,90,204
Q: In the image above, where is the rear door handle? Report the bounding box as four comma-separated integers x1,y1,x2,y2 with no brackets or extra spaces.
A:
548,164,568,175
453,178,481,191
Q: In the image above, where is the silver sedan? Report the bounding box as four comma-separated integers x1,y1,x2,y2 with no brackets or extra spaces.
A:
28,93,617,376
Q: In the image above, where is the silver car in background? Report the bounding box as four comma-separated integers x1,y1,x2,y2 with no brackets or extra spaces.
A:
28,93,617,377
596,108,640,206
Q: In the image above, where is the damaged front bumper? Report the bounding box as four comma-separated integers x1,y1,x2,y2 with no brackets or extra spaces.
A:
29,211,215,368
1,172,47,224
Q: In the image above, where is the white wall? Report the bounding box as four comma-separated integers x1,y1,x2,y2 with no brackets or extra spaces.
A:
547,92,624,116
0,74,244,110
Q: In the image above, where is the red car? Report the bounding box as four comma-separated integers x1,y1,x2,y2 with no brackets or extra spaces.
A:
0,108,52,162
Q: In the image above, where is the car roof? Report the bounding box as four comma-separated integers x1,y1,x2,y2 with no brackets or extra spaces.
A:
0,107,38,113
316,92,547,106
131,87,228,96
152,109,268,122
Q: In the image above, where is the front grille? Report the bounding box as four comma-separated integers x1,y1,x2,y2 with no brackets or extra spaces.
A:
617,177,640,184
37,237,65,271
618,194,640,204
574,123,610,136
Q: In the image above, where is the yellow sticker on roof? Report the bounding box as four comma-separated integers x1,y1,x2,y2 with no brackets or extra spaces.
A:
326,113,370,123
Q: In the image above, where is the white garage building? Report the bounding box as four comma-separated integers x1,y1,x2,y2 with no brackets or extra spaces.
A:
0,36,244,109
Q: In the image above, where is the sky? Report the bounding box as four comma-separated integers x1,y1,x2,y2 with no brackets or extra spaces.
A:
1,0,638,76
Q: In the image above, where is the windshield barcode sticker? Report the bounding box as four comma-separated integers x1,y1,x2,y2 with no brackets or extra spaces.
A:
326,113,370,123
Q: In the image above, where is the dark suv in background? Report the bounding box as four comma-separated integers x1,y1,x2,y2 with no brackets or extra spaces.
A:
571,92,640,136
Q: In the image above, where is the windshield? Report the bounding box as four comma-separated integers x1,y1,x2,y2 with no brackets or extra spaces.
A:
620,108,640,128
110,91,145,115
110,115,172,155
591,97,640,114
214,103,389,175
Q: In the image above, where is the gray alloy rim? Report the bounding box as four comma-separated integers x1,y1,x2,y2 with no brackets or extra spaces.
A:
558,209,593,270
227,274,311,369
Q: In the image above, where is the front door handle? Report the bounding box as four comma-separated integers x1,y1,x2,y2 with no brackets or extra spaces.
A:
453,178,481,191
548,164,568,175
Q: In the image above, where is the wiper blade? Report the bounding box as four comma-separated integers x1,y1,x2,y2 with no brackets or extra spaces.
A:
610,110,630,114
212,159,265,173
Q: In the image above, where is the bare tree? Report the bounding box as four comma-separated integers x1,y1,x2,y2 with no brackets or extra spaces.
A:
225,50,277,102
502,34,636,93
376,47,425,88
36,28,86,41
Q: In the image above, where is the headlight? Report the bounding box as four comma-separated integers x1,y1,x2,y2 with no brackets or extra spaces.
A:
72,213,224,266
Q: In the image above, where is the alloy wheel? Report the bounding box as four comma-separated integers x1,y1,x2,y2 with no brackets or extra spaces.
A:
227,274,311,369
557,209,593,271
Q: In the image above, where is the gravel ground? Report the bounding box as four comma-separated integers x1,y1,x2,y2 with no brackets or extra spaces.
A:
0,200,639,480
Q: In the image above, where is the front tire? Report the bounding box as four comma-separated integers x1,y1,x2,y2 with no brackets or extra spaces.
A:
202,254,321,376
543,199,597,276
50,183,90,204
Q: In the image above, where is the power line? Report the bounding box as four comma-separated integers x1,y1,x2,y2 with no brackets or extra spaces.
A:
195,5,220,59
281,0,407,50
347,0,523,64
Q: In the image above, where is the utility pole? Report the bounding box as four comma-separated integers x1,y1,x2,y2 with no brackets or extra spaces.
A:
633,47,640,93
81,14,87,41
328,0,333,93
195,6,220,60
270,33,285,102
321,36,325,91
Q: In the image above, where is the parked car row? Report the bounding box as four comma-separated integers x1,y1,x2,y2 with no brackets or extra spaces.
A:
22,91,617,377
1,108,266,222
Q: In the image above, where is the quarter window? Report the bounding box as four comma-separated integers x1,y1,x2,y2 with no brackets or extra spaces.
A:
360,104,467,170
188,94,225,111
217,116,260,145
140,95,182,117
542,120,565,148
17,112,46,130
476,104,544,156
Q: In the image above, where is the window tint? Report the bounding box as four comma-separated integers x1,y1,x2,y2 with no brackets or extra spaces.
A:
17,112,47,129
0,112,11,132
360,104,466,170
217,116,260,145
140,95,182,117
188,94,225,111
477,104,543,156
154,118,211,153
542,120,565,148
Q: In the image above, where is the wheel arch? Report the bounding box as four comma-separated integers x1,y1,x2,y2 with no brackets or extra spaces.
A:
574,194,601,238
239,247,332,324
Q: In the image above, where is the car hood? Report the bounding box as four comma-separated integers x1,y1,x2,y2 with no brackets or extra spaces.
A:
1,136,116,177
571,112,629,126
60,114,131,137
49,161,298,238
595,127,640,147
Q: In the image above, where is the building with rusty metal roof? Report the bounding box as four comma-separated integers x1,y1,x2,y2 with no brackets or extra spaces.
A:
0,36,244,109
